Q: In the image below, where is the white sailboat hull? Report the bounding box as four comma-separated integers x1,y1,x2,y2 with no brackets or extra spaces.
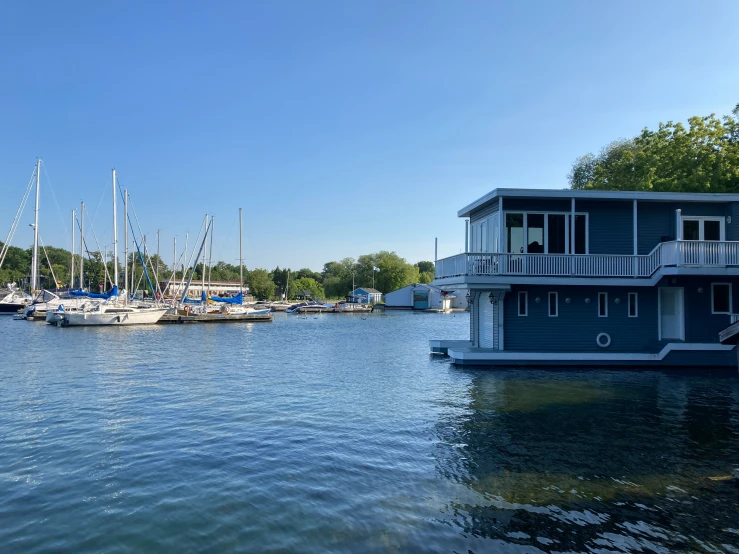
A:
57,307,167,326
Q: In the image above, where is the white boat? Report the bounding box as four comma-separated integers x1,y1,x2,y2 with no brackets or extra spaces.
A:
0,284,31,314
51,303,167,326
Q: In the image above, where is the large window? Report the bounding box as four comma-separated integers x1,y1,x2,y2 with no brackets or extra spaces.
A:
712,283,732,314
598,292,608,317
505,212,587,254
682,217,725,241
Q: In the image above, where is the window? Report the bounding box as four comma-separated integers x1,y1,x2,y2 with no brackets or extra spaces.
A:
518,291,528,316
712,283,732,314
682,217,725,241
548,292,558,317
628,293,638,318
505,212,588,254
598,292,608,317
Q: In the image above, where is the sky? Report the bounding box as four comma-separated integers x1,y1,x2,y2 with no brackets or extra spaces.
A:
1,1,738,272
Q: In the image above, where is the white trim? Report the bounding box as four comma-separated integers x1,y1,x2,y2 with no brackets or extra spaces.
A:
447,342,734,362
711,282,732,315
632,199,638,256
598,292,608,317
518,291,528,316
458,188,739,218
548,291,558,317
498,197,504,253
628,292,638,318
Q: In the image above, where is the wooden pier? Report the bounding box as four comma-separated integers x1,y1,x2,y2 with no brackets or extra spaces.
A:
159,312,273,324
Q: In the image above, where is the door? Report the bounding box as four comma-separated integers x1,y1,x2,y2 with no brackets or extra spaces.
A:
659,288,684,341
682,217,725,265
413,291,429,310
478,295,494,348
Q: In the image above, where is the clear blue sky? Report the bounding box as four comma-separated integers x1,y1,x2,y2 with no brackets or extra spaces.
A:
1,1,738,271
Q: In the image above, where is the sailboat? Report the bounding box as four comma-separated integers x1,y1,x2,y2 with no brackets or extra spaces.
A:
54,169,166,326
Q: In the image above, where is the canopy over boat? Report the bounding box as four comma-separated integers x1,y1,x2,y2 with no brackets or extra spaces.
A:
209,292,243,305
183,291,207,304
69,285,119,299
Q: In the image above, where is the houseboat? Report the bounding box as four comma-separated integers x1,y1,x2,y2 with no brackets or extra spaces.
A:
430,188,739,368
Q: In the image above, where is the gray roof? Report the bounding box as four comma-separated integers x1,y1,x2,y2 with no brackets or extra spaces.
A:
353,288,381,294
458,188,739,218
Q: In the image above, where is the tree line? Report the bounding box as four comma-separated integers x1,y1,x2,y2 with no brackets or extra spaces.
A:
0,242,435,300
569,103,739,192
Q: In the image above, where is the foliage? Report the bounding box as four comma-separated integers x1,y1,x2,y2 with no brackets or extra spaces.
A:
321,258,356,298
248,268,275,299
569,104,739,192
290,277,325,300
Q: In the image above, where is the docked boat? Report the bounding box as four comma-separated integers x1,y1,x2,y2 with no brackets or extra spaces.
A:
285,301,333,314
51,302,167,326
0,284,30,314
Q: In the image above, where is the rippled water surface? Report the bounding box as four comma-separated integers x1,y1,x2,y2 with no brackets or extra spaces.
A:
1,312,738,553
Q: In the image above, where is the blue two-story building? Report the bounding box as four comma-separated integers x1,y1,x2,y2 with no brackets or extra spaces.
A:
430,188,739,368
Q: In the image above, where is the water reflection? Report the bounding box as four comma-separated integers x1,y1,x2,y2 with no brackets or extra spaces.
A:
435,370,739,553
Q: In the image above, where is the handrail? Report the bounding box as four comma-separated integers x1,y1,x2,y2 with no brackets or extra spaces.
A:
434,241,739,279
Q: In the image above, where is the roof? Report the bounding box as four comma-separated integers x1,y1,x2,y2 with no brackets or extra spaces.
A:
458,188,739,218
352,288,382,294
297,289,313,296
387,283,440,294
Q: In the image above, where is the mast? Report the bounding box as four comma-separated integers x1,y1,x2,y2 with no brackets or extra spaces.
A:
30,159,40,292
70,209,75,289
180,217,212,302
112,168,118,288
124,189,128,300
80,202,85,290
239,208,243,295
156,229,161,288
207,216,214,298
172,237,176,297
201,214,208,301
285,269,290,301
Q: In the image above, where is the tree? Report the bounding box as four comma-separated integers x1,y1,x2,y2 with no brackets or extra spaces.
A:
415,261,434,273
248,268,276,299
290,277,325,300
322,258,356,298
372,251,419,293
569,104,739,192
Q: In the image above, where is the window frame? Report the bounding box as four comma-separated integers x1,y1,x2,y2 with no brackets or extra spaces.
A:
548,291,558,317
711,283,732,315
598,292,608,317
503,211,589,255
628,292,638,318
518,291,528,316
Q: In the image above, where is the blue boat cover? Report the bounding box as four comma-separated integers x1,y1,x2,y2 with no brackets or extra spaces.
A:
209,292,243,304
69,285,119,299
183,291,207,304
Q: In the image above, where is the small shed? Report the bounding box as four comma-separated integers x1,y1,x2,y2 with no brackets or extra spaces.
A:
348,288,382,304
294,289,314,300
385,283,453,311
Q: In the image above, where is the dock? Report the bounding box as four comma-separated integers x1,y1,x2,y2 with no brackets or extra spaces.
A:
159,313,273,324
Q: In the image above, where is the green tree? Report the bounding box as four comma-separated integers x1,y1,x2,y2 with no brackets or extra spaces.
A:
569,104,739,192
290,277,325,300
322,258,355,298
373,251,419,293
248,268,276,299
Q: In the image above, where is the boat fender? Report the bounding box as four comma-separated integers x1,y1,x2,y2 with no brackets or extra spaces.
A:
117,315,121,323
596,332,611,348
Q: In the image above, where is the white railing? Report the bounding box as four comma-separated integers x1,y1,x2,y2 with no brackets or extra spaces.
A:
434,241,739,279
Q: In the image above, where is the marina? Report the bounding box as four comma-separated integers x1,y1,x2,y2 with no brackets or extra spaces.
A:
1,312,738,553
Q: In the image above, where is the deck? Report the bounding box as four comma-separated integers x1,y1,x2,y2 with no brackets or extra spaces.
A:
159,313,273,323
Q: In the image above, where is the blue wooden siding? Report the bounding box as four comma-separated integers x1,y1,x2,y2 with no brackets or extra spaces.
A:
578,200,634,255
503,277,738,353
727,202,739,241
501,199,572,212
470,202,499,224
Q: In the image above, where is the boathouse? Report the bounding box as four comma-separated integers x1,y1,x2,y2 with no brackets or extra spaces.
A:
385,283,452,310
430,188,739,367
348,288,383,304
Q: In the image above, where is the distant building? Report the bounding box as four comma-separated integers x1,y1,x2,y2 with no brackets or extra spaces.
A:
348,287,382,304
294,289,314,300
385,283,453,310
159,279,248,298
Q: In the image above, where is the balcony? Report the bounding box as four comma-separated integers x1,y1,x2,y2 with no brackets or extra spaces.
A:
434,241,739,280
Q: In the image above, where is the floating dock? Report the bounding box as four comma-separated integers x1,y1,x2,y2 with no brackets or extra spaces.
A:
159,313,273,324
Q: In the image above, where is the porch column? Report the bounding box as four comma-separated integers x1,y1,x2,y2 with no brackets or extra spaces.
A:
497,291,506,351
633,199,638,277
465,220,469,253
570,197,576,274
676,209,682,267
498,197,504,253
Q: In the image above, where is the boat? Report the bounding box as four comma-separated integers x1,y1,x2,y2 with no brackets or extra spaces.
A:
285,301,333,314
51,302,167,326
0,284,30,314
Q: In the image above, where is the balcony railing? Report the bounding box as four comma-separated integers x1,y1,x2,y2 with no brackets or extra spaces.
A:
434,241,739,279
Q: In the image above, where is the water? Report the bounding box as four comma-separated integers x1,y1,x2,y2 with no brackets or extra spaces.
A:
1,312,738,553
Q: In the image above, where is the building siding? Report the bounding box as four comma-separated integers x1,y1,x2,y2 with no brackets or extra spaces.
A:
579,200,634,255
502,277,739,353
470,203,499,224
727,202,739,241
